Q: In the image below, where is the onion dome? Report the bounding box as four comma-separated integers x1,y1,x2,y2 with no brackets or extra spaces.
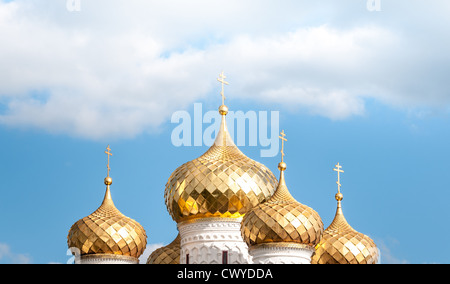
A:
164,73,278,223
311,163,379,264
67,146,147,260
147,234,181,264
241,131,323,249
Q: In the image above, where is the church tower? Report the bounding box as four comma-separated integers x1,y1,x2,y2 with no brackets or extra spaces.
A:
164,72,278,264
67,146,147,264
241,130,324,264
311,163,379,264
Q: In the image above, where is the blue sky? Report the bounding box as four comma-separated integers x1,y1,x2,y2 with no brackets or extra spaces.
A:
1,0,450,264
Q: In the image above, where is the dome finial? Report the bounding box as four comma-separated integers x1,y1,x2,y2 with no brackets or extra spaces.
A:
217,71,229,115
269,129,295,202
333,163,344,211
333,163,344,215
278,130,287,171
104,145,113,186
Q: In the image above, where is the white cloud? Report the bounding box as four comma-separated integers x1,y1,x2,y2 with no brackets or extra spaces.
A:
0,243,31,264
0,1,449,140
375,238,409,264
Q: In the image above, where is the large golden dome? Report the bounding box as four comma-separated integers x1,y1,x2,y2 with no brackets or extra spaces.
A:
311,164,378,264
147,234,181,264
241,158,324,249
68,177,147,259
164,105,278,223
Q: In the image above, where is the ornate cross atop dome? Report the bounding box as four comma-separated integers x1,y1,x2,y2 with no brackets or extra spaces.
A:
105,145,113,178
279,130,287,164
217,71,229,106
333,162,344,197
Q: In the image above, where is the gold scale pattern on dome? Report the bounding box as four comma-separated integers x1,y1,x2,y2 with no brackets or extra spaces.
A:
165,72,278,223
67,146,147,259
241,131,324,248
147,234,181,264
311,163,379,264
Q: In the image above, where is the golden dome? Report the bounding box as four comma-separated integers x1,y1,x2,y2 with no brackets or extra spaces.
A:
311,197,379,264
147,234,181,264
67,178,147,259
165,105,278,223
241,161,324,248
311,164,378,264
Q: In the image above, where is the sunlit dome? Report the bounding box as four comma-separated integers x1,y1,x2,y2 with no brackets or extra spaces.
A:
164,102,278,223
311,164,379,264
241,158,323,249
67,177,147,259
67,146,147,261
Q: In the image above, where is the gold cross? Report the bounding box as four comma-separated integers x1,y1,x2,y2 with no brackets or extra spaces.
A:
217,71,229,105
279,130,287,162
333,163,344,193
105,145,113,177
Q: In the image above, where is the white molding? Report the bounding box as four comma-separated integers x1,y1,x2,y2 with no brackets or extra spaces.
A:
178,218,251,264
77,254,139,264
250,243,315,264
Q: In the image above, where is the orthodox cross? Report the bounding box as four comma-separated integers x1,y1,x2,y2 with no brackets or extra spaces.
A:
217,71,229,105
279,130,287,162
105,145,113,177
333,163,344,193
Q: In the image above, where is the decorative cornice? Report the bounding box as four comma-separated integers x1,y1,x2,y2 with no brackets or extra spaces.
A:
250,242,315,253
80,254,139,264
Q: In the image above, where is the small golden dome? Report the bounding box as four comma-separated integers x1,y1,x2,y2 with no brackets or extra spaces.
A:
311,194,379,264
164,106,278,223
147,234,181,264
241,161,324,248
67,179,147,259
